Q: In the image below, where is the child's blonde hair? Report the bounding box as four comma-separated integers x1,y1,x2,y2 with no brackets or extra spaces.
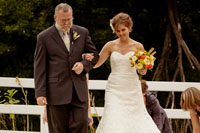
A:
180,87,200,110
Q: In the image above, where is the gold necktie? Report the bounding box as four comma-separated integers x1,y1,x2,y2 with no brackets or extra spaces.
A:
63,32,70,51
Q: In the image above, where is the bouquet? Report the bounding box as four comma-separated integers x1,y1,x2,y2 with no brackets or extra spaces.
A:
129,48,156,71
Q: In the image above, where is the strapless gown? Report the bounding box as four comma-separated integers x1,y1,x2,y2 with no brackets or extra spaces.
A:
96,51,160,133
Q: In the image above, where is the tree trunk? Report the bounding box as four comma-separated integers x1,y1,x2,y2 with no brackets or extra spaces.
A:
153,0,200,132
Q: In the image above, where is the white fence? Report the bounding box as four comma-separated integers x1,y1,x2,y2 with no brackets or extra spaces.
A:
0,77,200,133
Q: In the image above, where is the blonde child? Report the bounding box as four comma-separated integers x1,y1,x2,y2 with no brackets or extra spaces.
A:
180,87,200,133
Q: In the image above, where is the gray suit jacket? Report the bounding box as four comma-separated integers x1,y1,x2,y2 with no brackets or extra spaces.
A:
34,24,99,105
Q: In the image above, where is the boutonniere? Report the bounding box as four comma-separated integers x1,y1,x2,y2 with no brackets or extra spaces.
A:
72,30,80,44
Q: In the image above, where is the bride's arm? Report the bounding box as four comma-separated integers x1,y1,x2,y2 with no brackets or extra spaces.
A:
84,42,112,68
93,42,112,68
136,42,144,51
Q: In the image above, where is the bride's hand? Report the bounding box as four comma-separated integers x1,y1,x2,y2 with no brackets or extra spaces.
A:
83,53,94,61
137,69,147,75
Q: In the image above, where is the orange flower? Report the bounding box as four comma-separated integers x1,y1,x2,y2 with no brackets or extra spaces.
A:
144,64,149,69
148,64,153,69
138,55,146,59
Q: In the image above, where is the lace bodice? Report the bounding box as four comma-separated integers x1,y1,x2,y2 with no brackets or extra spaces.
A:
110,51,137,75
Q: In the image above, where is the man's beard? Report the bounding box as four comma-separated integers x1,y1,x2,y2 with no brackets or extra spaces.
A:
61,25,72,31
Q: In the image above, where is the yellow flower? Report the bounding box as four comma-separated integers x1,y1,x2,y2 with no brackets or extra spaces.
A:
143,58,150,65
138,59,144,64
147,48,154,54
131,56,138,62
135,63,143,69
149,55,156,61
72,31,80,44
150,60,154,66
135,50,144,56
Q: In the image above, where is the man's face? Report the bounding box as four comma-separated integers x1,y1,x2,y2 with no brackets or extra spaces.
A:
54,9,73,31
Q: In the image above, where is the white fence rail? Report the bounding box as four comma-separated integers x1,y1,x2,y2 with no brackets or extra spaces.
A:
0,104,47,133
0,77,200,133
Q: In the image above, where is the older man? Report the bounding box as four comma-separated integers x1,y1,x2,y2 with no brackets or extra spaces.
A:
34,3,99,133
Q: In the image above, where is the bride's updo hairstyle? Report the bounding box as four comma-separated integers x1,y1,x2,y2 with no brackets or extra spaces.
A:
110,12,133,33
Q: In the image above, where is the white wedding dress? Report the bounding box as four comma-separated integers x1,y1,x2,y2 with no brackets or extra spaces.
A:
96,51,160,133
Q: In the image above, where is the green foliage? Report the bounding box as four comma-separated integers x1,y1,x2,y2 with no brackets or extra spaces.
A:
0,0,54,77
0,0,53,37
0,89,20,104
0,91,6,104
0,88,36,131
0,89,20,130
0,43,13,55
3,89,20,104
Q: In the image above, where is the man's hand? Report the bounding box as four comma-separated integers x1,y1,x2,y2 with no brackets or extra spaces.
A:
72,62,84,75
36,96,47,106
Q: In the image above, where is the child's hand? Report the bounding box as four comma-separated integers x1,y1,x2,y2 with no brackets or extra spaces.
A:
88,115,94,127
42,114,48,124
42,106,48,124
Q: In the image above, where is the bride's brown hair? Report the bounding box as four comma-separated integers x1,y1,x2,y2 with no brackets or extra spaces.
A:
110,12,133,33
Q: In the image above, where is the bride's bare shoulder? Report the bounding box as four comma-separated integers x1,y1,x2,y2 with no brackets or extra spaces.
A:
104,40,117,48
130,40,144,50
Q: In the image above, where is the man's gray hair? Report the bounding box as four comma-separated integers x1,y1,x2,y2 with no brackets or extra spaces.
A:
55,3,73,15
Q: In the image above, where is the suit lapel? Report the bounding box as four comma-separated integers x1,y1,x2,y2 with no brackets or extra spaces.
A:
50,25,69,54
69,27,76,54
69,28,73,53
69,26,80,54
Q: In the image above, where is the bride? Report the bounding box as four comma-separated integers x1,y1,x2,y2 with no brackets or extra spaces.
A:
85,12,160,133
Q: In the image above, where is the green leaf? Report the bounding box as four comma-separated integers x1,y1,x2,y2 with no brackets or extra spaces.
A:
13,100,20,104
0,99,6,104
9,114,15,119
